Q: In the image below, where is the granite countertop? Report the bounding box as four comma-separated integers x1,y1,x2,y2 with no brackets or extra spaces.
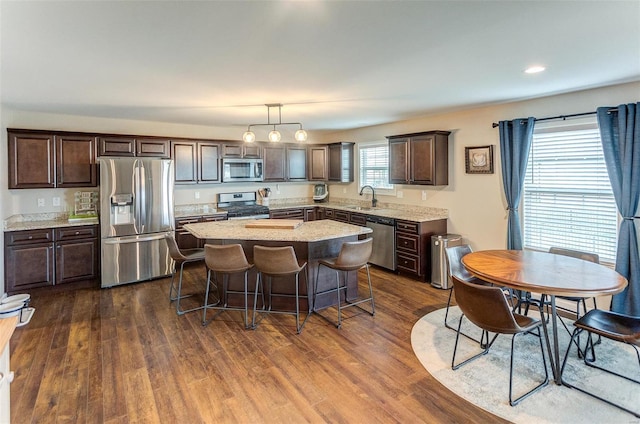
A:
268,201,449,223
184,219,372,243
174,203,225,219
5,199,448,232
176,199,448,223
4,213,99,232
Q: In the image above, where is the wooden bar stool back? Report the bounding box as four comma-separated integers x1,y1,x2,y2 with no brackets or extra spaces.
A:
252,245,310,334
203,243,254,329
165,233,206,316
314,237,375,329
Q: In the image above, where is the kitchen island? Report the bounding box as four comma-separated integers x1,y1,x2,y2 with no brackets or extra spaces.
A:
184,219,372,311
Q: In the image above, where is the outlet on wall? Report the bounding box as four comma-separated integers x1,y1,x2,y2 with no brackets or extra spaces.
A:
421,191,427,201
342,187,347,194
37,198,45,207
195,191,200,199
53,197,61,207
397,191,403,199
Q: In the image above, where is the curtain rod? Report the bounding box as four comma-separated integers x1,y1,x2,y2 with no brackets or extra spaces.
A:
491,110,602,128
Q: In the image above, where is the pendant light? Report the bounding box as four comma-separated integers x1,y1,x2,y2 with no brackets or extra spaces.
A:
268,126,282,142
243,104,307,143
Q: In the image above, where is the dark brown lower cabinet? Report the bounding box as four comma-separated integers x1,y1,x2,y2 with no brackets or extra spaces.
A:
5,240,55,291
396,219,447,280
269,208,305,220
55,226,99,284
4,225,99,293
349,212,367,226
304,207,317,221
175,217,202,250
175,214,227,249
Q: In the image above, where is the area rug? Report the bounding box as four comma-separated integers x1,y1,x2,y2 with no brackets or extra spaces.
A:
411,306,639,423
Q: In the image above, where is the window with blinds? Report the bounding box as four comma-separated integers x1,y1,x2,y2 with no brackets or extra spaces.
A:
359,143,393,189
523,124,618,263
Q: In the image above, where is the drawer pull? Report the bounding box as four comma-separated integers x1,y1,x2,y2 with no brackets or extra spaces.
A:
75,231,80,235
28,236,33,240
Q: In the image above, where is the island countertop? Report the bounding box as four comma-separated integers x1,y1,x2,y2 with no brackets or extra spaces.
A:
184,219,372,243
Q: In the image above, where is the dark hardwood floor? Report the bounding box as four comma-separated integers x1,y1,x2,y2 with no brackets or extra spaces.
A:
9,265,508,423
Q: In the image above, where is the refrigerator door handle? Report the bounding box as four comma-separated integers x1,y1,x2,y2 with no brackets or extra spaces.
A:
132,160,142,233
138,161,147,233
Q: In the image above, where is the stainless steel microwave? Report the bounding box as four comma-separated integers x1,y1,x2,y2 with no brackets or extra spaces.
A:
222,158,264,182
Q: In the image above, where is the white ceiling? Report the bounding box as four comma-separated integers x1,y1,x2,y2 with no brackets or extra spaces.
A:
2,1,639,135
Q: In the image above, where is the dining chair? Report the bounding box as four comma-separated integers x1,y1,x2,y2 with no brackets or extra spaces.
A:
313,238,375,329
444,245,492,328
451,275,549,406
444,245,493,346
561,309,640,417
541,247,601,355
165,233,206,315
252,245,310,334
202,243,254,329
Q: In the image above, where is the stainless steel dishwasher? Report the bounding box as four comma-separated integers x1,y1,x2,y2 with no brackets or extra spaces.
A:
365,215,396,271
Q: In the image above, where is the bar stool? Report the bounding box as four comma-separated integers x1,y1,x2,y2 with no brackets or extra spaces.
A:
252,245,310,334
313,237,375,329
202,244,254,329
165,233,206,316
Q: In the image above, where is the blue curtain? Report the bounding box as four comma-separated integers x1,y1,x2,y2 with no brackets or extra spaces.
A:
597,103,640,316
499,117,535,250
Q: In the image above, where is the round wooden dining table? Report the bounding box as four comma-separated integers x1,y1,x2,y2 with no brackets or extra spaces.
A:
461,249,628,384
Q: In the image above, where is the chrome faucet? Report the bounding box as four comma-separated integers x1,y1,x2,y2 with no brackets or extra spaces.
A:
359,185,377,208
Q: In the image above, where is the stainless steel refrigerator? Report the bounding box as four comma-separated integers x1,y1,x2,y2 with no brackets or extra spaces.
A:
99,157,174,288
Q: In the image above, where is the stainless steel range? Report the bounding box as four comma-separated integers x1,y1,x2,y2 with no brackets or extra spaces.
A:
217,191,270,220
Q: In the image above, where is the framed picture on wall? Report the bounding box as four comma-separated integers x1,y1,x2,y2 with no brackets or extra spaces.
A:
465,145,494,174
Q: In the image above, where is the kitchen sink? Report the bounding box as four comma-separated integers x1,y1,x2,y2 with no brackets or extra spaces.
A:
344,205,390,213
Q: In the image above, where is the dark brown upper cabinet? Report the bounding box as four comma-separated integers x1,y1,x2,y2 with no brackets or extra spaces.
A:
98,136,170,158
308,145,328,181
222,143,262,158
172,140,221,184
136,137,171,157
286,145,307,181
263,144,308,182
263,145,286,181
8,130,97,189
99,136,135,156
328,142,354,182
387,130,450,186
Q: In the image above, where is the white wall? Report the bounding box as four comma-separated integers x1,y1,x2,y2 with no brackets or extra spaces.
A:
1,81,639,295
318,81,640,251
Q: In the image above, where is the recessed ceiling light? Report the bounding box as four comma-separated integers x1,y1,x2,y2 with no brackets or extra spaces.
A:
525,66,546,74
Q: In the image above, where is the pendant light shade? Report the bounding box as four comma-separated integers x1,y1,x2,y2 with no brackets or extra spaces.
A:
242,130,256,143
243,104,306,143
294,129,308,142
268,129,282,142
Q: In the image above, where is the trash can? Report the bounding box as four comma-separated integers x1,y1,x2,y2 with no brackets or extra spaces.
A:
431,234,462,289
